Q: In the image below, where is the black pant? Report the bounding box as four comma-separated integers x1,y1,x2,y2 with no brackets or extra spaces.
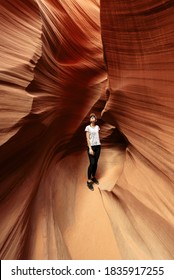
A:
87,145,101,180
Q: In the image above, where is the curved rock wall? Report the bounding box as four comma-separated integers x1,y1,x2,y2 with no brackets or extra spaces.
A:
0,0,174,259
100,0,174,259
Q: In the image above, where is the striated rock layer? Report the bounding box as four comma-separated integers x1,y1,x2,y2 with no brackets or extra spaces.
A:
100,0,174,259
0,0,174,259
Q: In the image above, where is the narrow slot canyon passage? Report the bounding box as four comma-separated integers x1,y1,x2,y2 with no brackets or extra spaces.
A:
0,0,174,260
50,126,128,260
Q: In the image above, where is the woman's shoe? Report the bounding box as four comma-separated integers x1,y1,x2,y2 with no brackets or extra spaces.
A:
87,181,94,191
91,177,99,184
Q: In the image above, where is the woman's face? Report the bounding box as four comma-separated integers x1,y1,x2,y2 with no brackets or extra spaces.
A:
90,116,96,122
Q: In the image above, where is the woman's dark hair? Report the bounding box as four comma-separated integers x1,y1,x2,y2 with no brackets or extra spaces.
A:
90,113,97,119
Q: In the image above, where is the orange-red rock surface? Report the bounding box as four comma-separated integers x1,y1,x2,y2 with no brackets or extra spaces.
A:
0,0,174,259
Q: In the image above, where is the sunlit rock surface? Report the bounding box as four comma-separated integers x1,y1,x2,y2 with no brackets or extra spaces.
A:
100,0,174,259
0,0,174,259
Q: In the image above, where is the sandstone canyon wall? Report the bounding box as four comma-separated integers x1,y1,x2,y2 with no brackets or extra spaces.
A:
0,0,174,259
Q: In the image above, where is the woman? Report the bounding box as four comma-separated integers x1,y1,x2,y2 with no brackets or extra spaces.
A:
85,113,101,191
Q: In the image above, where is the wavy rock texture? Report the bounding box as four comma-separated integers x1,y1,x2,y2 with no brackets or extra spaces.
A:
0,0,174,259
100,0,174,259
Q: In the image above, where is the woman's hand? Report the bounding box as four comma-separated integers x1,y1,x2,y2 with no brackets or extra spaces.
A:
89,148,94,155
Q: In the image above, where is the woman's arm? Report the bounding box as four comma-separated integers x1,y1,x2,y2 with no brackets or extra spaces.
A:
86,131,94,155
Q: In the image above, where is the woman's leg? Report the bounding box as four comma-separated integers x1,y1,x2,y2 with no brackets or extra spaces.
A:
92,145,101,177
87,149,95,180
